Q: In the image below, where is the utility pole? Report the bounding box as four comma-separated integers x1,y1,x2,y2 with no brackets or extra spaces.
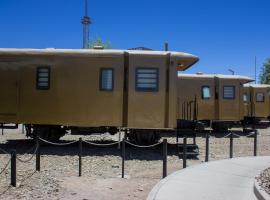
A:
82,0,91,49
164,42,169,51
255,56,257,84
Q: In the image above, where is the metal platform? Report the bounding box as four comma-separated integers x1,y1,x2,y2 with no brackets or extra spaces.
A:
177,143,199,158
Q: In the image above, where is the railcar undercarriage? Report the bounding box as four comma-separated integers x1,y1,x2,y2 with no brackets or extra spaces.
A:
24,124,162,144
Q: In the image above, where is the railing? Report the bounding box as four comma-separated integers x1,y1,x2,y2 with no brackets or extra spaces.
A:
0,140,39,187
181,96,198,121
182,130,258,168
0,137,168,187
0,129,259,187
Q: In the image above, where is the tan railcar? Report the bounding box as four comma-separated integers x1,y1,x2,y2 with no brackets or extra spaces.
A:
243,84,270,122
177,74,253,131
0,48,198,143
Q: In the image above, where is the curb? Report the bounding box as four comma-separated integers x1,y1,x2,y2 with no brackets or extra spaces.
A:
254,179,270,200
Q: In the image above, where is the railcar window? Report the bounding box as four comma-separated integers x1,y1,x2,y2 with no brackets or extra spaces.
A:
256,92,264,102
100,68,114,91
36,67,50,90
243,93,249,102
223,86,235,99
136,68,159,92
201,86,211,99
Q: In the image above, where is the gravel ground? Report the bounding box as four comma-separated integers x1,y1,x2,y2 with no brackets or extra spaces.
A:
0,125,270,199
256,168,270,196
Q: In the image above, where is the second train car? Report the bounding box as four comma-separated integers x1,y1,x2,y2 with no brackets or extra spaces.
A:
177,73,253,131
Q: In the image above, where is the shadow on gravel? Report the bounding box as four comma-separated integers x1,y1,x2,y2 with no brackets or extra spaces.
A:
161,130,256,138
0,139,188,161
0,126,259,160
1,129,256,160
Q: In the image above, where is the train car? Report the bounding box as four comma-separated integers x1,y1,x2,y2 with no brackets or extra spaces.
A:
177,73,253,131
0,48,198,144
243,84,270,123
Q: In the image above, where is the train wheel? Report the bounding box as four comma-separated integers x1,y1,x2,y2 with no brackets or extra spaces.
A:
127,129,160,145
33,125,66,141
212,122,229,132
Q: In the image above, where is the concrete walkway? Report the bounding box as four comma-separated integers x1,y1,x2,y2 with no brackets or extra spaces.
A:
147,156,270,200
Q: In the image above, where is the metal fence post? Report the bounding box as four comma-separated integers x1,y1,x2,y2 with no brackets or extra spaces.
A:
1,123,3,135
230,133,233,158
121,139,125,178
254,130,257,156
11,150,16,187
193,133,196,145
183,137,187,168
118,130,121,150
205,132,209,162
252,119,255,132
163,139,167,178
176,129,179,144
36,136,40,171
79,137,82,177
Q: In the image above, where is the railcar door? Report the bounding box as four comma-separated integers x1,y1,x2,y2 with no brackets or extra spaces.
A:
243,87,252,117
126,54,167,129
253,87,269,118
0,64,19,122
218,79,241,121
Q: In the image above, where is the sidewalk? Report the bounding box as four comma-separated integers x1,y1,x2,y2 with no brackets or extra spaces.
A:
147,156,270,200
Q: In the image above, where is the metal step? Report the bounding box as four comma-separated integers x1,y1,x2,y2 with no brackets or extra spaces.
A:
177,144,199,158
0,123,18,129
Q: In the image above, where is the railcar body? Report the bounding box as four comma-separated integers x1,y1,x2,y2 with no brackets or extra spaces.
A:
243,84,270,123
0,48,198,143
177,73,253,131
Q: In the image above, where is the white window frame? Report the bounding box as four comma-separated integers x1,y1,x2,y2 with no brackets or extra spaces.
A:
256,92,264,102
201,86,211,99
223,86,235,99
36,66,50,90
135,68,159,92
100,68,114,91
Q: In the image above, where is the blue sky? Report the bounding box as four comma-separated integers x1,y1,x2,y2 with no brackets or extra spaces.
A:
0,0,269,81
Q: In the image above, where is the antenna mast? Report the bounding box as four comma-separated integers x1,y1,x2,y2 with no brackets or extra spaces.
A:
82,0,91,49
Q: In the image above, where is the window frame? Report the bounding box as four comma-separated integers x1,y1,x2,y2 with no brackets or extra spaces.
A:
135,67,159,92
36,66,50,90
256,92,265,103
99,68,114,91
201,85,211,100
223,85,235,100
243,93,249,102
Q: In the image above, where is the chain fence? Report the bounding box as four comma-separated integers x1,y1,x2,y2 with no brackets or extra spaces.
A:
0,157,11,175
125,140,162,148
0,129,260,188
38,138,78,146
0,147,9,154
16,145,39,163
38,137,166,178
83,140,121,146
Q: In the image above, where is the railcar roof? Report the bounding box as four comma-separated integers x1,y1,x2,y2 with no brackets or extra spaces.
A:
244,83,270,88
178,73,254,83
0,48,195,57
0,48,198,70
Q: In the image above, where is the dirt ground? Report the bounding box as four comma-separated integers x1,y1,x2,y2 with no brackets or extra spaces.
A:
0,125,270,200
